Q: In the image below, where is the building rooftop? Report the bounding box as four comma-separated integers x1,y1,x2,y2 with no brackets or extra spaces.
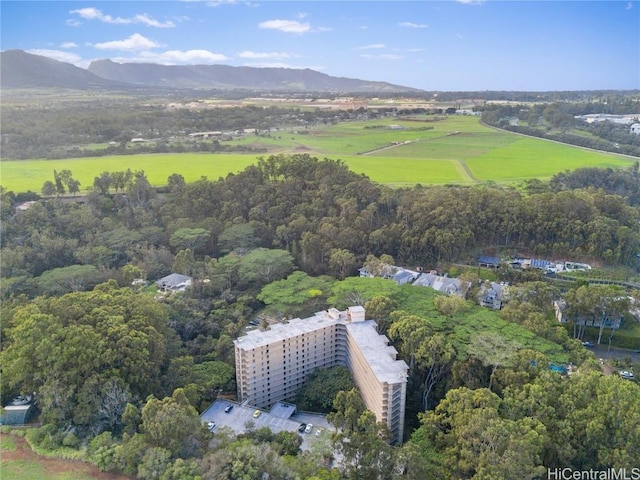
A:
346,321,408,385
234,310,346,350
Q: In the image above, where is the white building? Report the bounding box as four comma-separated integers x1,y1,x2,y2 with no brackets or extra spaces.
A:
234,307,408,444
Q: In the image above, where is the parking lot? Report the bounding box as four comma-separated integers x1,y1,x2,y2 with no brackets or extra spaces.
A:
200,400,333,450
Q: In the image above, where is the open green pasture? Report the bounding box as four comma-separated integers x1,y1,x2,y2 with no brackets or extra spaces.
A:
467,137,628,182
1,116,635,193
1,154,260,194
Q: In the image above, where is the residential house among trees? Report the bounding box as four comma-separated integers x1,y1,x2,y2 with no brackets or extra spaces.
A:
413,272,471,297
478,281,508,310
155,273,193,293
553,300,623,330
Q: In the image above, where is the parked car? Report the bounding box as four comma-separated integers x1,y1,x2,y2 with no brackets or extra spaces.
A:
298,423,307,433
207,421,216,431
253,410,261,418
619,370,635,380
224,405,234,413
305,423,313,433
582,341,595,348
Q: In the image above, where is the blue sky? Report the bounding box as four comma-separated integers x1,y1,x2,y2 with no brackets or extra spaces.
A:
1,1,638,91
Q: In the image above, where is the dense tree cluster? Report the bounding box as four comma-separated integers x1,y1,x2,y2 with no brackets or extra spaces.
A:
0,100,392,160
550,163,640,205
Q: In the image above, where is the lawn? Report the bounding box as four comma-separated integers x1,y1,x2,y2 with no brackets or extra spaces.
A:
1,116,635,193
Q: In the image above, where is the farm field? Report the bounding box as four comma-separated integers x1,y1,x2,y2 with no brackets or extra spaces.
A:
1,116,635,192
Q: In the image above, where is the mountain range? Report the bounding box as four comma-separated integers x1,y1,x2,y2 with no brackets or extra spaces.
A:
1,49,419,93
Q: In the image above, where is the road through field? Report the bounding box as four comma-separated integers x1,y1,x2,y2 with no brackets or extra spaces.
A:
457,160,478,183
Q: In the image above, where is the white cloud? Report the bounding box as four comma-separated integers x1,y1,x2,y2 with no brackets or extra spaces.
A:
66,19,82,27
183,0,259,6
242,62,324,71
259,19,311,33
27,49,85,66
399,22,427,28
360,54,404,60
133,14,175,28
69,7,175,28
455,0,485,4
626,1,633,9
60,42,78,48
204,0,239,6
355,43,386,50
113,49,229,64
238,51,298,59
93,33,162,51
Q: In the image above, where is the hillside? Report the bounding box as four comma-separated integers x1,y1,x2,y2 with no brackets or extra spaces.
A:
0,50,127,90
87,58,420,93
0,49,419,93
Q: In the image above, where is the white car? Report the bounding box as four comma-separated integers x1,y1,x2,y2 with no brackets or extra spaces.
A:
619,370,634,380
304,423,313,433
207,421,216,431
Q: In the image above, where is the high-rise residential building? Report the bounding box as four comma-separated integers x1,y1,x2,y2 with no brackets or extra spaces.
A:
234,306,408,444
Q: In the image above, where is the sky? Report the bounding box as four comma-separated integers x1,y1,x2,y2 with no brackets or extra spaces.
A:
1,0,639,91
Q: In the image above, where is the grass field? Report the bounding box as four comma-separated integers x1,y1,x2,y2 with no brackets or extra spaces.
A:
1,116,636,193
0,433,130,480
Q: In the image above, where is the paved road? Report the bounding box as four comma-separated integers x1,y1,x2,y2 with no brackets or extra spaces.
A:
590,344,639,362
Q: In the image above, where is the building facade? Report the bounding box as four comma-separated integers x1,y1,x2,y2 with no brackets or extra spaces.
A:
234,306,408,444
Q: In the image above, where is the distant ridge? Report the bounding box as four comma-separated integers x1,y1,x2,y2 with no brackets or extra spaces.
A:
87,58,420,93
0,50,128,89
0,49,420,93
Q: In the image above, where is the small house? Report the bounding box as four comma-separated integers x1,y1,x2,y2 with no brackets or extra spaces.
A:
479,281,508,309
1,395,36,426
155,273,193,293
477,256,500,268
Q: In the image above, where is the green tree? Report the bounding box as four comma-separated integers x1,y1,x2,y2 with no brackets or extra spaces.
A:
170,228,211,257
140,389,204,458
238,248,295,286
328,248,358,280
328,277,400,310
67,178,81,196
364,295,396,334
295,366,356,412
418,387,547,480
93,172,112,194
466,332,521,391
0,281,171,433
328,389,396,479
33,264,105,295
167,173,186,193
218,223,259,254
257,271,335,318
41,180,56,196
137,447,172,480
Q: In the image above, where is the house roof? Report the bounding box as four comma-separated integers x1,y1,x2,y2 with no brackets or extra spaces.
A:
530,258,552,269
477,255,500,266
155,273,192,288
393,269,419,284
413,273,471,296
